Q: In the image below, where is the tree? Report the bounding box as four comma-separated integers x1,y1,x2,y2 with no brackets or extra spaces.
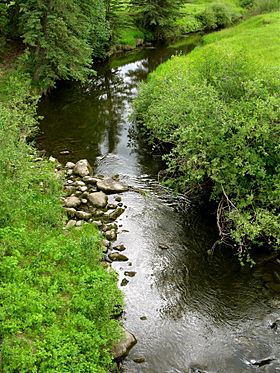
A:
130,0,184,40
13,0,109,90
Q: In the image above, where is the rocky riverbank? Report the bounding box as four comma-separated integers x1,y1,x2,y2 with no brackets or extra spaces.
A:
59,159,137,362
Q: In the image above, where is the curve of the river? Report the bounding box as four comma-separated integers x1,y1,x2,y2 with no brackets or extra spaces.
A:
37,36,280,373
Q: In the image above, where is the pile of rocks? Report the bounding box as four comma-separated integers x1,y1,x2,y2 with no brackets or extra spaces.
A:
62,159,129,261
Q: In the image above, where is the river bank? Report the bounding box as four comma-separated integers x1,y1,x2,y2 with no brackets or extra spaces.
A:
0,68,124,372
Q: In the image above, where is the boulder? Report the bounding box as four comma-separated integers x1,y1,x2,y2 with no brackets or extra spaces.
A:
111,329,137,360
97,178,128,194
73,159,92,177
109,207,124,221
64,196,81,208
75,211,92,220
65,162,75,169
65,219,76,229
64,207,76,218
105,229,117,241
121,278,129,286
88,192,108,208
124,271,136,277
113,244,126,252
109,252,128,262
83,176,99,185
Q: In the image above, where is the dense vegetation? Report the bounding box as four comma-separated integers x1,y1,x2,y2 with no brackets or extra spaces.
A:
2,0,274,90
133,12,280,263
0,67,123,371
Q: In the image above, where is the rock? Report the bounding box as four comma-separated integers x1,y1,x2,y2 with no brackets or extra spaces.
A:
105,229,117,241
115,196,122,202
102,239,111,248
83,176,99,184
66,179,73,184
136,38,144,47
140,316,147,320
65,219,76,229
66,169,73,176
76,180,86,186
88,192,108,208
65,161,75,169
109,207,124,221
111,329,137,360
108,203,117,209
92,220,103,227
75,211,91,220
64,196,81,208
159,243,170,250
118,202,123,207
49,156,57,162
73,159,92,177
250,358,275,368
76,220,84,227
121,278,129,286
113,244,126,252
81,198,87,204
109,252,128,262
97,178,128,194
64,207,76,218
124,271,136,277
79,186,88,192
60,150,70,155
133,357,145,364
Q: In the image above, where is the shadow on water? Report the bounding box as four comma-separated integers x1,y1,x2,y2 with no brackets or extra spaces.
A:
37,34,280,373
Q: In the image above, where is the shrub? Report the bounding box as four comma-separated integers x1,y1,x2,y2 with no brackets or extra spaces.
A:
132,14,280,262
198,2,241,30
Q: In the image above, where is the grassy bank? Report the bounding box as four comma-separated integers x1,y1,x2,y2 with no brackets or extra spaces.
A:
0,67,123,371
132,12,280,262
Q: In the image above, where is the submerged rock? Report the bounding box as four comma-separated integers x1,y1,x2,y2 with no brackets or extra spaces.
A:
64,196,81,208
133,357,145,364
97,178,128,194
109,207,124,221
124,271,136,277
88,191,108,208
113,244,126,252
111,329,137,360
121,278,129,286
109,252,128,262
73,159,92,177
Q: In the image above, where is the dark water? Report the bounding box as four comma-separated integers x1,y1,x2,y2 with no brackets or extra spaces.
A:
37,36,280,373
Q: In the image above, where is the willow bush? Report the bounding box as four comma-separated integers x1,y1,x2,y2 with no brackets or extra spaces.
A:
132,13,280,263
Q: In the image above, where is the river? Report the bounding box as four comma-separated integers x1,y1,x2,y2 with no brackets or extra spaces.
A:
37,36,280,373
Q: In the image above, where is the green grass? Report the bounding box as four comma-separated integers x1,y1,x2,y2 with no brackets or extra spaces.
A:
202,11,280,65
0,68,123,371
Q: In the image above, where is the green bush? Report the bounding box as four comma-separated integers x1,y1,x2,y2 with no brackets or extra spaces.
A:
198,2,241,30
0,71,123,371
132,13,280,262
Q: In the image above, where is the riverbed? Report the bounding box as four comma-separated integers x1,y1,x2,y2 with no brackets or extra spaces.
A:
37,36,280,373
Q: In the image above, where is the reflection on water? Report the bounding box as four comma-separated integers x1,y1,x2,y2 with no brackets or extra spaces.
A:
37,35,280,373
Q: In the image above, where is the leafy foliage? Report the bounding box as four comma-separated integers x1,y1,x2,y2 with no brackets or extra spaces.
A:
0,70,123,371
2,0,110,90
130,0,185,40
132,13,280,261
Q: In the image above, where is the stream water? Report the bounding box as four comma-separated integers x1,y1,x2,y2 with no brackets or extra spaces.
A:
37,36,280,373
